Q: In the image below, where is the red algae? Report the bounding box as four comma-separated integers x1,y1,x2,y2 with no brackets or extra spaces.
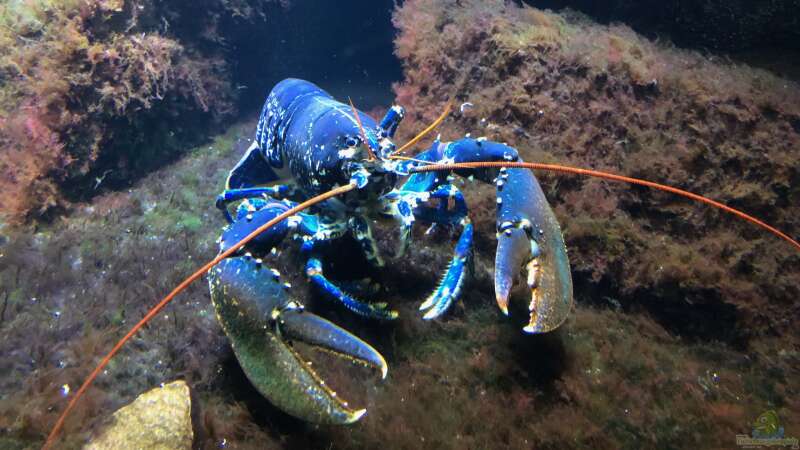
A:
0,0,285,223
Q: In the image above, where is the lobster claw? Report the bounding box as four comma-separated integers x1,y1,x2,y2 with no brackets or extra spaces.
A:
209,256,387,424
494,166,573,333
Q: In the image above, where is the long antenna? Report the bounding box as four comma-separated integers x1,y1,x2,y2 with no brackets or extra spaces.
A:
410,161,800,252
43,183,357,450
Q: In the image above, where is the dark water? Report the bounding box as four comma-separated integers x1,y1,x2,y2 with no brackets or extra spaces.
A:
227,0,402,112
531,0,800,53
0,1,798,449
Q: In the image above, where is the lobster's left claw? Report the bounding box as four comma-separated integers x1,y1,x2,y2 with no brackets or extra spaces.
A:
494,166,573,333
210,256,386,425
281,308,389,380
274,308,388,422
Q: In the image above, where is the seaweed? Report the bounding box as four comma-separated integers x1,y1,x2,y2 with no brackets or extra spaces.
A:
0,122,253,448
391,0,800,342
0,0,287,223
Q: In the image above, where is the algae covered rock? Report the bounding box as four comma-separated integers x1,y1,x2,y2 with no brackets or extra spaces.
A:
0,0,287,222
534,0,800,55
392,0,800,342
84,380,193,450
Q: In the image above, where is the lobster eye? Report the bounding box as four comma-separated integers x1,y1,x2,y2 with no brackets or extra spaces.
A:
345,137,359,147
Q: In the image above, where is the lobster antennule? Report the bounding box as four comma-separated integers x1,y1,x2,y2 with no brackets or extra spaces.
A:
410,161,800,253
348,97,377,161
42,183,358,450
392,100,452,156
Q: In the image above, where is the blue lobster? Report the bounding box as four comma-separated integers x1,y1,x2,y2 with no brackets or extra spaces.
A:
209,78,573,424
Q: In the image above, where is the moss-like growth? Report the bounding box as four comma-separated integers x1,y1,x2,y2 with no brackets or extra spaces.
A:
0,120,252,448
0,0,285,223
392,0,800,342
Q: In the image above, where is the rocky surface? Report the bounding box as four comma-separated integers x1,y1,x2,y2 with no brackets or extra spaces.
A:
0,0,285,222
85,380,193,450
0,118,796,450
391,0,800,344
531,0,800,56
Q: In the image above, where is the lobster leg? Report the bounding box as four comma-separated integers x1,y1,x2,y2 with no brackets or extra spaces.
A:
381,184,474,319
412,185,473,319
305,258,398,320
419,218,473,319
216,185,295,223
401,138,573,333
348,215,386,268
297,217,397,320
217,192,397,321
380,189,431,258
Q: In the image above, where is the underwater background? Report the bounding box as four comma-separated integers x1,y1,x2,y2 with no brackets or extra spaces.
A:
0,0,798,448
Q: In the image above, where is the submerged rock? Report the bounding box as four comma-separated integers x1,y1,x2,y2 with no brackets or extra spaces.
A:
392,0,800,342
84,380,193,450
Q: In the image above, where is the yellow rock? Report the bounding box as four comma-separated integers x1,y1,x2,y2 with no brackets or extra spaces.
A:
84,380,193,450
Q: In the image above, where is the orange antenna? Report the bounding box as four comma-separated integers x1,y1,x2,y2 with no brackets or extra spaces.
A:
411,161,800,253
392,100,452,156
388,154,436,165
348,97,377,161
42,183,357,450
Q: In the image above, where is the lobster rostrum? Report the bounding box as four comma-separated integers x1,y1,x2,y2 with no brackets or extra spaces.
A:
44,79,800,448
210,78,572,423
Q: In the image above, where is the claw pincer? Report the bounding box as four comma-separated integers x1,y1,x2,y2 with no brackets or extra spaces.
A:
408,138,573,332
210,213,387,424
494,166,572,333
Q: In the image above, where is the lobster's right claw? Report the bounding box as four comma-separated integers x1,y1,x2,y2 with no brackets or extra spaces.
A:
494,167,573,333
209,256,387,425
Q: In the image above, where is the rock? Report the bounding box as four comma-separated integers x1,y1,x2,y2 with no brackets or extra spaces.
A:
391,0,800,341
84,380,193,450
